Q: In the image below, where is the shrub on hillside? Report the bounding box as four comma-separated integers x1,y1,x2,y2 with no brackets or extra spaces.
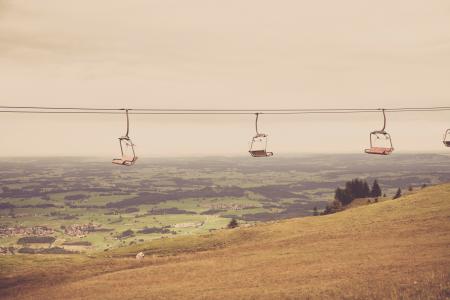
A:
119,229,134,238
321,200,343,215
228,218,238,229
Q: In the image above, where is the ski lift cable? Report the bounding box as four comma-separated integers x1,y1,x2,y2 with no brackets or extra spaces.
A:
0,105,448,164
0,105,450,113
0,107,450,115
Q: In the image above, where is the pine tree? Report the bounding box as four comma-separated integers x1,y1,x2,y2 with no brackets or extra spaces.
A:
393,188,402,199
335,187,352,206
335,178,373,206
363,181,370,197
371,180,382,197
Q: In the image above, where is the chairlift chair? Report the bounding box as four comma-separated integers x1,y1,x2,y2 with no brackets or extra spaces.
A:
443,129,450,147
249,113,273,157
112,109,138,166
365,109,394,155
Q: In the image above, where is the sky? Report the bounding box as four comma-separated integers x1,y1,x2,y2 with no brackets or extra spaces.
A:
0,0,449,156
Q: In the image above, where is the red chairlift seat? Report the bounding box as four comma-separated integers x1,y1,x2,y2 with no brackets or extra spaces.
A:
365,131,394,155
365,146,394,155
365,109,394,155
249,150,274,157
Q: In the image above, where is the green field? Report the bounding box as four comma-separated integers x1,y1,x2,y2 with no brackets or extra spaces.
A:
1,154,449,252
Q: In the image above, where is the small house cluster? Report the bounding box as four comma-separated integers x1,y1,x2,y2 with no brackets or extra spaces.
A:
0,246,15,255
64,223,100,237
173,221,204,228
208,203,253,211
0,225,54,237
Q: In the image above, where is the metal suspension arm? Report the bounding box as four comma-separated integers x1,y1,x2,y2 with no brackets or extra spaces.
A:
444,129,450,141
255,113,259,135
380,108,386,132
124,109,130,138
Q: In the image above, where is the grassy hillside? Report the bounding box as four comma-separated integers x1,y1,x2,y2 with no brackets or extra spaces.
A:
1,184,450,299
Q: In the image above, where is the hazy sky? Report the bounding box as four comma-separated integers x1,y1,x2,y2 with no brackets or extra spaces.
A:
1,0,449,156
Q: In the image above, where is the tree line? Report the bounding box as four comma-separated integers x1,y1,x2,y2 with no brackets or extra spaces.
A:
334,179,382,206
321,179,382,215
318,179,427,216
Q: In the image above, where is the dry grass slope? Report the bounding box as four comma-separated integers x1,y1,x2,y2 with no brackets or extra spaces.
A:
1,184,450,299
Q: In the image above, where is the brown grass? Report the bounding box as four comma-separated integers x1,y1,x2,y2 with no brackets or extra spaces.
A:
1,184,450,299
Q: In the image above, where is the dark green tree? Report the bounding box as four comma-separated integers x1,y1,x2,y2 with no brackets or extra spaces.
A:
363,182,370,198
335,178,372,206
335,187,352,206
346,178,370,199
371,180,382,197
393,188,402,199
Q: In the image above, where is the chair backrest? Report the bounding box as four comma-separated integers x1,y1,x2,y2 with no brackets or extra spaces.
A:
369,131,393,149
